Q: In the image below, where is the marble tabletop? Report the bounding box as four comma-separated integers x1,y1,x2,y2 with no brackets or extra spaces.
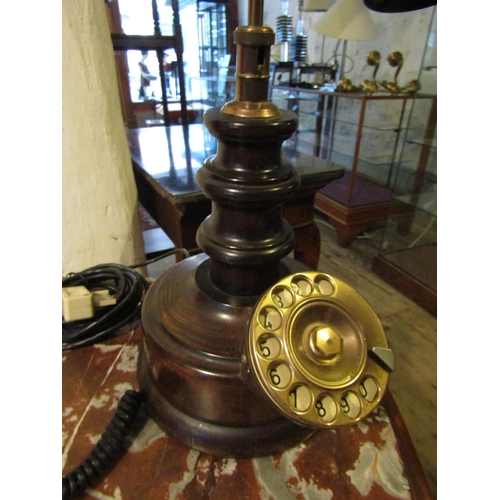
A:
62,326,426,499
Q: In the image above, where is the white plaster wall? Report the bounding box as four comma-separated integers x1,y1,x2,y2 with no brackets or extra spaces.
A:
62,0,145,275
300,8,435,88
239,1,435,88
256,1,435,90
254,1,436,177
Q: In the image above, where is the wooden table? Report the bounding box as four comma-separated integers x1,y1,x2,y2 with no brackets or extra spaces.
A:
62,327,432,499
127,125,344,270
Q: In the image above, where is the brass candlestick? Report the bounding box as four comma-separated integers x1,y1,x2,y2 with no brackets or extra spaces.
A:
367,50,381,79
337,78,360,92
380,51,403,93
360,50,380,94
402,79,421,93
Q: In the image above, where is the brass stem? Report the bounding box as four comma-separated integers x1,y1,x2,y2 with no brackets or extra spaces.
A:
220,0,281,118
248,0,264,26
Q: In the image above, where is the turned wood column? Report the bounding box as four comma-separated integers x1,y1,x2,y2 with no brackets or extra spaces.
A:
196,107,300,297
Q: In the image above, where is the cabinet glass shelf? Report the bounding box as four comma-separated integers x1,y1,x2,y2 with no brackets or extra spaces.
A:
407,138,437,149
395,191,437,217
269,75,437,249
372,7,437,316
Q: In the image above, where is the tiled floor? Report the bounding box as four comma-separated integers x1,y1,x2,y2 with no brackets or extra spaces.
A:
145,216,437,499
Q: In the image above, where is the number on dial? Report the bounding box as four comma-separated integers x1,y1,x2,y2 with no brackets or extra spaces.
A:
340,391,362,419
288,385,313,412
315,395,338,423
291,276,312,297
258,306,281,330
268,363,291,389
257,335,280,359
359,377,379,403
271,286,294,308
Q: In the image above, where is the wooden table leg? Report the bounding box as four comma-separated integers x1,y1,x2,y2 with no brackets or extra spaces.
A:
329,219,368,248
292,223,321,270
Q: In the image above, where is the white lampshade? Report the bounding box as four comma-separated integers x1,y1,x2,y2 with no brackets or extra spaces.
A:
313,0,379,41
301,0,335,11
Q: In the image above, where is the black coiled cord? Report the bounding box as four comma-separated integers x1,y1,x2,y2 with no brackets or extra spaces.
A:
62,390,144,500
62,250,189,496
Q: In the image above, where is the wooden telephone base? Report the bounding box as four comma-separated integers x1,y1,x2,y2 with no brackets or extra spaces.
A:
137,107,317,457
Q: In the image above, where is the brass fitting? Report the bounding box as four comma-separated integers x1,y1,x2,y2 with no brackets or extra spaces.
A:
220,1,281,118
310,326,343,361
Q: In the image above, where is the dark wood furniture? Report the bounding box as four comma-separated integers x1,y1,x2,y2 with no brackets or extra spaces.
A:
127,124,344,270
62,326,433,500
372,244,437,315
106,0,240,130
106,0,190,130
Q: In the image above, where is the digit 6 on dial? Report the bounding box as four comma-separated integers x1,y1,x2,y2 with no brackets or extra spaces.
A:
246,272,395,428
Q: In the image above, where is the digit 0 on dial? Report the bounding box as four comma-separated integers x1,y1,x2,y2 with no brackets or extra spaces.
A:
247,271,394,429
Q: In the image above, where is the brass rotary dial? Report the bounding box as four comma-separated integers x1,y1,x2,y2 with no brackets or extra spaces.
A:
247,272,394,428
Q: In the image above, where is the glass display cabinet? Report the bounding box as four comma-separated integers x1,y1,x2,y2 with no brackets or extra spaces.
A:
197,1,228,80
312,91,436,247
271,85,435,247
372,9,437,316
195,1,236,108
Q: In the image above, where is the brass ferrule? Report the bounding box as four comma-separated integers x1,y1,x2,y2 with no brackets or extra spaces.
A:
220,22,281,118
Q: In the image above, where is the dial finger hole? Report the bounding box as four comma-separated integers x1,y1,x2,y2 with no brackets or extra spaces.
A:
271,286,294,308
340,391,362,420
288,384,313,413
359,376,379,403
268,363,292,389
315,395,338,423
314,275,335,296
291,276,313,297
258,306,282,331
257,334,281,360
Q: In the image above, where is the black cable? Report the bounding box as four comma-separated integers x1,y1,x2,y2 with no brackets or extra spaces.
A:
62,264,149,350
62,250,189,497
62,390,144,500
130,247,190,268
62,248,190,351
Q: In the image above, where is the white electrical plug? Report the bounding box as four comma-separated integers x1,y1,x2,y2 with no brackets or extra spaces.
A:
62,287,118,322
92,289,117,309
62,286,94,321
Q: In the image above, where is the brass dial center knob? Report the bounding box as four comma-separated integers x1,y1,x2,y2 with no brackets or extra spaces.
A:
310,326,343,361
